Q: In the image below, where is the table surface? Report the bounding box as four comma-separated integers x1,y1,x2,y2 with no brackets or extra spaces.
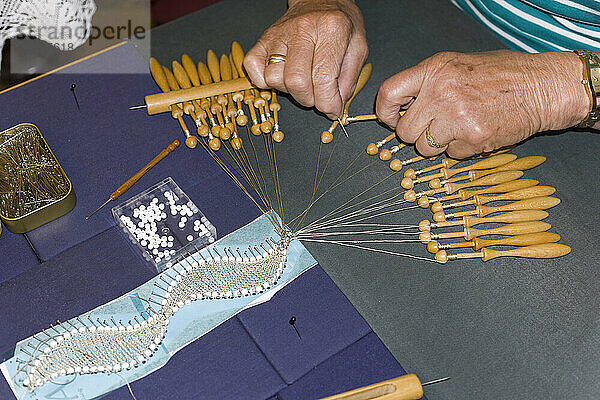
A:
135,1,600,399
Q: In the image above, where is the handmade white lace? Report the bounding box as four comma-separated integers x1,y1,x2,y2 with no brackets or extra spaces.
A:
0,0,97,66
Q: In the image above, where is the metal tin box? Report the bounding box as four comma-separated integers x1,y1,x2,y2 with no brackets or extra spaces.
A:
0,123,76,233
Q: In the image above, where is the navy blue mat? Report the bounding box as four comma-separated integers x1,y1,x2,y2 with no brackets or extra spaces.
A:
0,42,412,400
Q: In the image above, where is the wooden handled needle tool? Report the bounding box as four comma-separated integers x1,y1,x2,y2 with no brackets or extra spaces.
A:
319,374,450,400
85,139,180,220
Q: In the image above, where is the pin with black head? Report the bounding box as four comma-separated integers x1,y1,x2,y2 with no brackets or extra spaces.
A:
70,83,80,111
289,316,301,339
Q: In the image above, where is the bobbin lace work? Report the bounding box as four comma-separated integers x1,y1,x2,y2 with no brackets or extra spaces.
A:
0,0,96,66
16,238,290,391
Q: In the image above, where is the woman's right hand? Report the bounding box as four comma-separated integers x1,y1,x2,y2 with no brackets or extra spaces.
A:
244,0,368,119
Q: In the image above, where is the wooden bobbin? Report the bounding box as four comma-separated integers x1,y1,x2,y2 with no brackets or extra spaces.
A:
379,143,407,161
404,158,460,179
207,50,232,140
229,52,249,127
427,232,561,253
270,92,284,142
218,53,235,140
419,221,551,244
231,42,262,136
419,210,550,233
171,61,202,149
433,196,561,222
404,170,523,202
430,155,547,189
322,63,372,144
148,58,196,149
401,154,517,190
196,61,221,139
390,155,425,172
181,54,210,138
439,178,539,203
434,243,571,263
430,185,556,213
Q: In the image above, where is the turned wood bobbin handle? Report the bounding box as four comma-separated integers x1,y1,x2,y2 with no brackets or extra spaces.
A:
197,61,213,85
220,54,233,81
149,57,171,93
344,63,372,115
454,178,539,201
110,140,180,199
482,243,571,261
181,54,201,86
445,154,517,178
465,221,551,240
207,49,221,83
479,196,561,217
478,186,556,204
473,232,560,251
319,374,423,400
470,156,546,179
447,170,523,194
172,61,193,89
231,41,247,78
464,210,549,227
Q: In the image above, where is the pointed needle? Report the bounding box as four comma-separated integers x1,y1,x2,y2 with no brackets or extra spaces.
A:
337,118,349,138
85,198,112,220
129,105,147,110
422,376,451,386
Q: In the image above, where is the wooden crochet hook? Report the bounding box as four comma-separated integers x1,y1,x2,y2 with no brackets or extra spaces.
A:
319,374,449,400
85,140,180,220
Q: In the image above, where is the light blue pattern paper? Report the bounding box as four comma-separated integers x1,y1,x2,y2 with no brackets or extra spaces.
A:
1,213,317,400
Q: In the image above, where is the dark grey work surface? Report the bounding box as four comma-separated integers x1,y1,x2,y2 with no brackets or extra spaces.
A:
134,1,600,399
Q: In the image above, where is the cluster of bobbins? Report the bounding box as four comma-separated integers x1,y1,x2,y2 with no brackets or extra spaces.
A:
146,42,284,151
366,141,571,263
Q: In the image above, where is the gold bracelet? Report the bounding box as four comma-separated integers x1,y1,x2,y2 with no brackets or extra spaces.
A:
574,50,600,128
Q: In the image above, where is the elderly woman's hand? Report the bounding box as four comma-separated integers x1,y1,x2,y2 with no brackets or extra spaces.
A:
376,50,591,158
244,0,368,119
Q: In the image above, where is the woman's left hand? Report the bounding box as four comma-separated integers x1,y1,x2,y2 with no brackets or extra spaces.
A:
375,50,590,158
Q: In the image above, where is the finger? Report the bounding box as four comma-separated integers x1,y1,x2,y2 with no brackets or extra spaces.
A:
337,34,368,106
375,62,427,128
446,140,481,159
414,119,451,157
263,43,289,92
311,31,351,118
392,95,431,144
283,36,316,107
244,41,269,88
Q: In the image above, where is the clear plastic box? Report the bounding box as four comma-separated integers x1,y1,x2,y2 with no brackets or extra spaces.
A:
112,177,217,273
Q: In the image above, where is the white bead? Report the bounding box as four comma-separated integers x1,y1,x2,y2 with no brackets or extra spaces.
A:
144,349,152,357
187,235,193,241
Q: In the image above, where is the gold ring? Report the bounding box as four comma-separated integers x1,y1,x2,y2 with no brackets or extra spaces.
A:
425,127,444,148
266,54,287,66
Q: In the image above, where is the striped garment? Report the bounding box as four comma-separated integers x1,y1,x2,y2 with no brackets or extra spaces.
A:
451,0,600,52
